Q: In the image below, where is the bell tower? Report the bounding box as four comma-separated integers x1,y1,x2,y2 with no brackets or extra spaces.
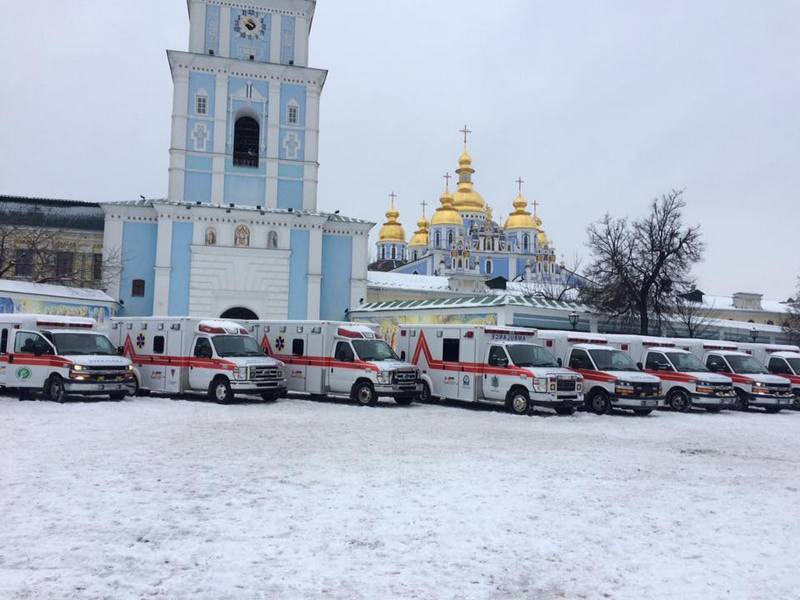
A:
167,0,326,210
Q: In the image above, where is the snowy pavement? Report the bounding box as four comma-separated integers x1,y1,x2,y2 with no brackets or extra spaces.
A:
1,396,799,599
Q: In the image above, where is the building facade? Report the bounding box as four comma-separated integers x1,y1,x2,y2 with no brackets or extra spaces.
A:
102,0,372,321
371,140,571,291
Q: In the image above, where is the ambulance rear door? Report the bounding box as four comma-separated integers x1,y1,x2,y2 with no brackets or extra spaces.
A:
456,331,479,402
285,326,310,393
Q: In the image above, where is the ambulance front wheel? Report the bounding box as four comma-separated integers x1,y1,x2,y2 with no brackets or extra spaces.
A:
419,381,432,403
209,377,234,404
45,375,66,404
588,389,611,415
506,387,530,415
667,389,691,412
352,381,377,407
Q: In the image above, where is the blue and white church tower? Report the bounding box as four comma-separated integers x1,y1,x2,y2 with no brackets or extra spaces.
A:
102,0,372,321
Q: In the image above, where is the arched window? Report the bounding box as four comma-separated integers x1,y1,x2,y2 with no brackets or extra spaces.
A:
267,231,278,249
205,228,217,246
391,246,396,260
486,259,493,275
233,116,260,167
523,234,529,251
380,246,385,260
412,251,418,261
131,279,146,298
234,225,250,247
448,231,454,246
435,231,441,248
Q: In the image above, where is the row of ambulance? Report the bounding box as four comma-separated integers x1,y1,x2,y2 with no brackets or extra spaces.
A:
0,313,798,416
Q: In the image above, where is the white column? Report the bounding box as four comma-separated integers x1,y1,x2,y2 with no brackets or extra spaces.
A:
102,216,124,303
219,7,231,58
270,13,282,63
188,1,206,53
153,215,174,316
303,87,321,210
168,70,190,203
211,73,228,205
350,233,369,310
266,81,281,207
294,18,309,67
307,227,323,319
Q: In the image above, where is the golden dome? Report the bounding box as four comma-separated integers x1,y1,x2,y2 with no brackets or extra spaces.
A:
504,194,538,230
537,230,550,247
378,204,406,242
409,216,430,247
430,189,464,227
452,148,487,213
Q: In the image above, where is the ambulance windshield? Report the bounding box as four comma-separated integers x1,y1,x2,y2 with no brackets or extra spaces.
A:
507,344,558,368
50,333,117,356
211,335,265,358
726,354,768,374
787,358,800,374
665,352,708,372
588,349,639,371
352,340,399,362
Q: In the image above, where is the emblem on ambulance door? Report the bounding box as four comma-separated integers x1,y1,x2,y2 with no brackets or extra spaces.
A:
462,375,470,387
491,376,500,388
16,367,32,380
275,337,285,352
136,333,146,349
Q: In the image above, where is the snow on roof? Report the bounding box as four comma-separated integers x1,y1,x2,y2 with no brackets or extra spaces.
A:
367,271,451,292
701,294,792,314
0,279,117,304
355,294,588,313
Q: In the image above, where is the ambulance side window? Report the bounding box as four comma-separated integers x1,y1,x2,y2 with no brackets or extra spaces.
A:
569,349,592,370
334,342,354,362
14,332,52,355
646,352,671,371
292,339,304,356
0,329,7,354
488,346,508,367
706,355,729,373
194,337,213,359
153,336,165,355
768,357,789,374
442,338,460,362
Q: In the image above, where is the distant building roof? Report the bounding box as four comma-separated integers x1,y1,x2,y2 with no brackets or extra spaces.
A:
0,195,105,231
0,278,117,304
354,293,588,314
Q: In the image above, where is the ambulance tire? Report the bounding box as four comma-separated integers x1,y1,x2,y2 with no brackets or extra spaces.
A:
261,392,279,402
394,396,414,406
633,409,653,416
209,377,234,404
554,407,577,416
588,389,611,415
45,375,67,404
764,406,782,414
506,387,530,415
419,381,432,403
109,392,127,401
352,381,377,407
733,389,749,411
668,389,691,412
792,396,800,410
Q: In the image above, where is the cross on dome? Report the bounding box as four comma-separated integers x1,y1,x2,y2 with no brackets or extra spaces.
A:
516,177,525,195
459,124,472,146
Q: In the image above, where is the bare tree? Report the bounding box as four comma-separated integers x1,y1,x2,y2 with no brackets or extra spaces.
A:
511,254,584,302
666,292,716,339
784,276,800,343
581,190,704,335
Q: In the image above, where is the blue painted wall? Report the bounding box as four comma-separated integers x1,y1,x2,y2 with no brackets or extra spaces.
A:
119,222,158,316
168,222,194,316
204,5,221,55
277,180,303,210
320,235,353,321
280,16,296,65
224,172,266,207
185,171,213,204
288,230,309,319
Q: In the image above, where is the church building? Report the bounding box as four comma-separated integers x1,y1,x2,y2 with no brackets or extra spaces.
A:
371,133,568,290
102,0,371,321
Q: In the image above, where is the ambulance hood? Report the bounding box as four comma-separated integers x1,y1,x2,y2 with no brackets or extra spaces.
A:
522,367,581,378
365,360,417,372
603,371,661,383
682,372,731,384
65,355,132,368
225,356,285,369
736,373,792,386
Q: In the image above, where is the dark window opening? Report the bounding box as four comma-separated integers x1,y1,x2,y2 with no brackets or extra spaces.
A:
194,337,213,358
1,328,8,353
56,252,74,279
442,338,460,362
153,336,165,355
131,279,146,298
92,254,103,281
292,339,304,356
15,249,33,277
233,116,260,167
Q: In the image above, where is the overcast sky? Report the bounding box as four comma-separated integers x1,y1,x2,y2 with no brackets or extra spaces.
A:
1,1,798,299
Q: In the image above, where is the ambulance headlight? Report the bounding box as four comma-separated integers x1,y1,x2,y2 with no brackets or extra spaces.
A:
576,379,583,392
277,368,285,379
377,371,392,385
533,377,549,393
127,365,134,372
72,365,84,372
233,367,247,380
752,381,766,388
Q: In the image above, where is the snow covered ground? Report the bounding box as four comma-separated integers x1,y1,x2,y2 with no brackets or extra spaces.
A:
1,395,799,599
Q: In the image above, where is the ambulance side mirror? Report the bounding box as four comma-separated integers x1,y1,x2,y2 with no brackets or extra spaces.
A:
557,358,563,367
117,346,125,356
636,362,644,371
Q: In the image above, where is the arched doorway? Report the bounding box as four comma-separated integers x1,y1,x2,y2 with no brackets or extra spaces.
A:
220,307,259,320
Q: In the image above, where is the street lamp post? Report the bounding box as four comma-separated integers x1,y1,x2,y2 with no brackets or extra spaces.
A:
569,312,579,331
750,327,759,343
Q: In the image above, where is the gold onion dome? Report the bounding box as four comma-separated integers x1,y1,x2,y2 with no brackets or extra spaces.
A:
452,148,487,213
504,194,539,230
409,215,430,247
430,188,464,227
538,230,550,247
378,204,406,242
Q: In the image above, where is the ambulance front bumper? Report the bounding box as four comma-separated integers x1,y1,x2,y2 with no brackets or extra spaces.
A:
64,381,136,395
609,394,665,409
375,383,422,398
746,392,795,408
691,392,736,408
531,393,584,409
230,379,287,395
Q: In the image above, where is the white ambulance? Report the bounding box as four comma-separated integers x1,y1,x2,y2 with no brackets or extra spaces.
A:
394,325,583,416
676,339,794,412
605,334,736,412
251,320,421,406
537,331,664,415
0,314,136,402
108,317,286,403
737,343,800,409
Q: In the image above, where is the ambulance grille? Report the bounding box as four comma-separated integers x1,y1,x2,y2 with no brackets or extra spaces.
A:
249,366,281,380
557,379,577,392
393,370,418,384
